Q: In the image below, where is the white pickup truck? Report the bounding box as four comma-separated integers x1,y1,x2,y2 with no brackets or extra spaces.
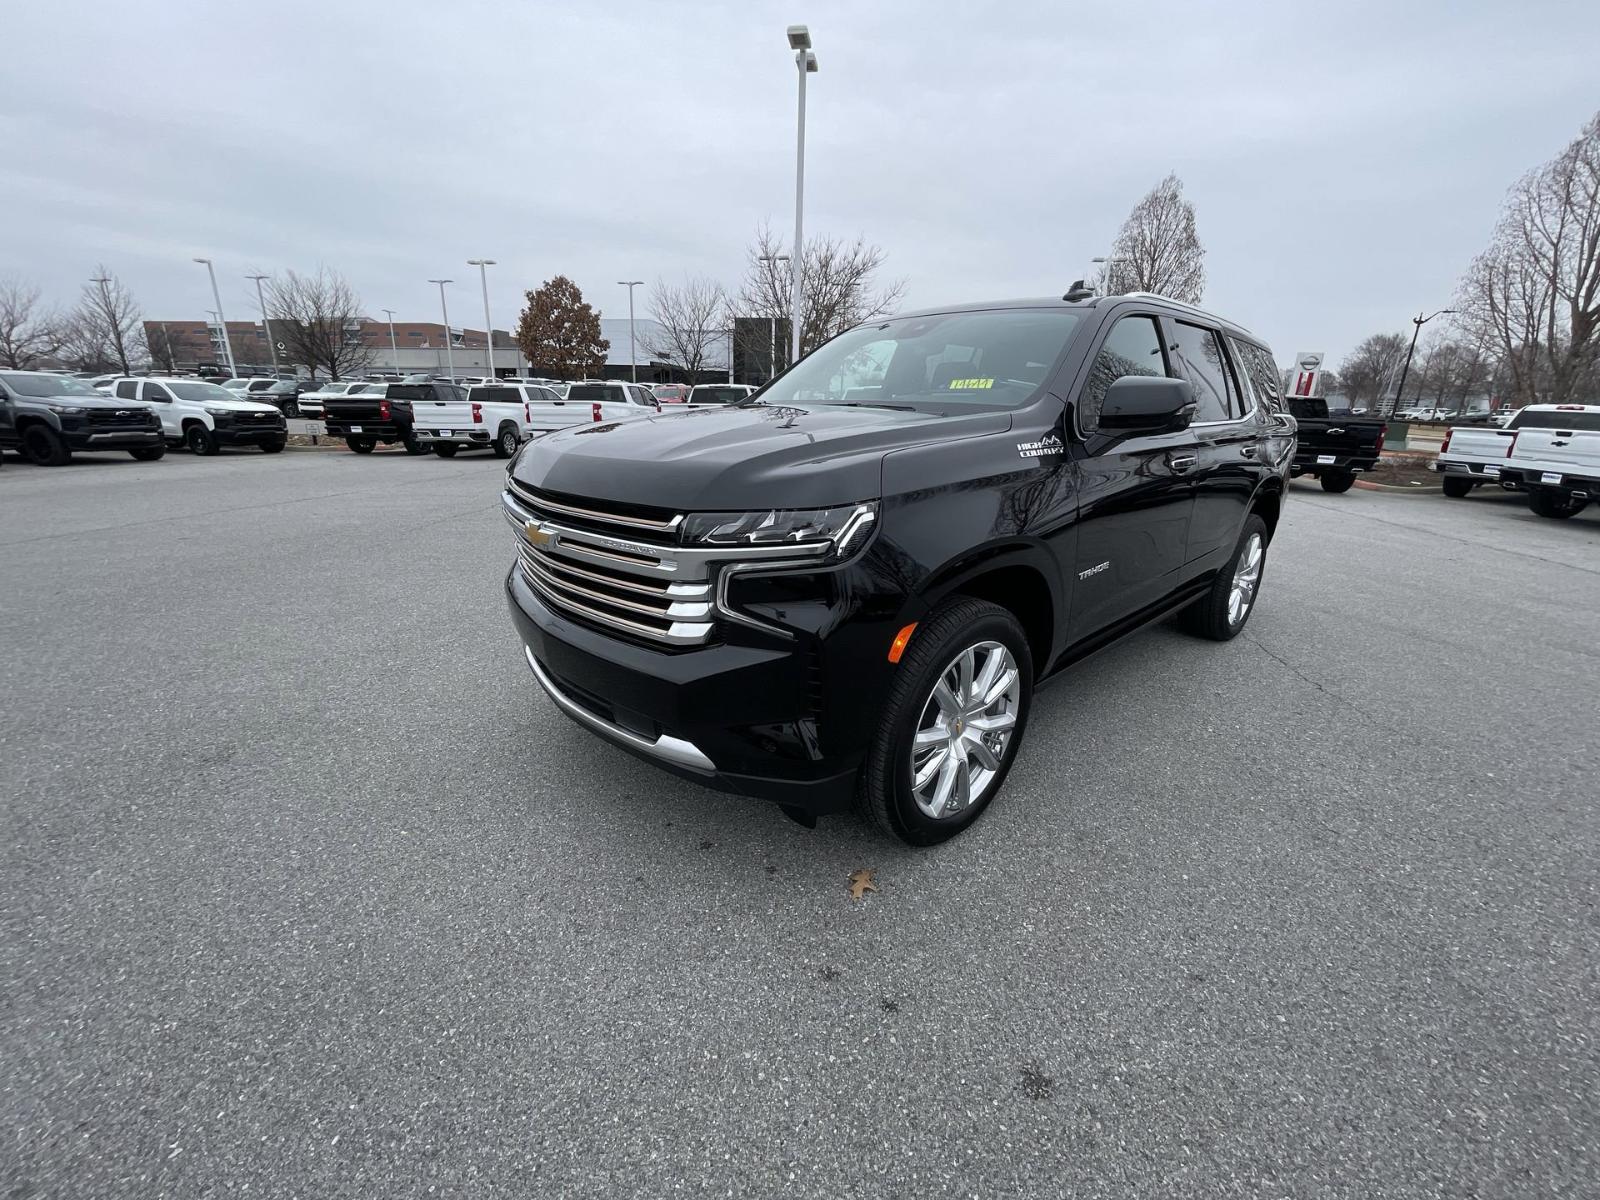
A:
1432,405,1587,498
410,383,547,458
523,380,657,435
1496,403,1600,519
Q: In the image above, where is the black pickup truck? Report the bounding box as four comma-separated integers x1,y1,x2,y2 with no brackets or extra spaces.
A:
0,370,165,465
1285,398,1386,492
500,294,1295,844
323,382,467,454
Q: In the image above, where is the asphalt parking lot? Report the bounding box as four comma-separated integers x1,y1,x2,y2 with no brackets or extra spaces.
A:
3,450,1597,1198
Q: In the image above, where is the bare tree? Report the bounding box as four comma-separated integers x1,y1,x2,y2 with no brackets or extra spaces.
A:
264,268,374,380
1457,111,1600,405
643,275,728,380
145,323,184,373
75,266,144,374
738,222,905,359
0,275,63,368
1103,173,1206,303
1338,332,1409,410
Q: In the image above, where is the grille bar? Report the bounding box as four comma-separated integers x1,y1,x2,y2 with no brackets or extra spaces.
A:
519,549,711,622
507,478,680,538
519,558,712,646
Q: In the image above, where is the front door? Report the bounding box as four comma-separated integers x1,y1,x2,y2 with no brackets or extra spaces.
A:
1165,319,1259,567
135,380,176,435
1066,311,1199,644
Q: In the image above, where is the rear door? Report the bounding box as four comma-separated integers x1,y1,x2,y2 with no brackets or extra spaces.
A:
1168,319,1260,567
1067,310,1200,642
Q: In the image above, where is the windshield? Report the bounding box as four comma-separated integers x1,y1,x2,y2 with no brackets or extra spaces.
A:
757,309,1082,413
689,387,749,405
1,373,102,397
168,382,239,402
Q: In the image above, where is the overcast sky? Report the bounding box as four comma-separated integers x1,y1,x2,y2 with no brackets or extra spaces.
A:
4,0,1597,367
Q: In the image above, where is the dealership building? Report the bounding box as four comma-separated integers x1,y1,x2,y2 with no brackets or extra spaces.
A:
142,317,758,384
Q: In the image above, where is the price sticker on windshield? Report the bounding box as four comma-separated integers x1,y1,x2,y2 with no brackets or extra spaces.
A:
947,378,994,390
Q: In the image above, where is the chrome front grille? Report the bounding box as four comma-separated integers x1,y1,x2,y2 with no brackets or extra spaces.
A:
503,485,712,646
502,481,833,649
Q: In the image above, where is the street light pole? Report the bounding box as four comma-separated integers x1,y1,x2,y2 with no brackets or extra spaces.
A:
429,279,456,380
786,26,818,367
1389,308,1456,418
194,258,237,376
382,308,400,377
246,274,280,375
468,259,498,379
617,281,643,382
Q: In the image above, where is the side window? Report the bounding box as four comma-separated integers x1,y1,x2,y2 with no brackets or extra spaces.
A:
1169,322,1233,423
1235,341,1283,415
1079,315,1166,432
142,382,173,402
116,380,140,400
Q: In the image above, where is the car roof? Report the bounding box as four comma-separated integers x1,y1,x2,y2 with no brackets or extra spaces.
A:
889,292,1261,343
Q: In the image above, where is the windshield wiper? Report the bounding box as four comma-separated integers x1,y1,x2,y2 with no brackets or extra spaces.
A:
833,401,919,412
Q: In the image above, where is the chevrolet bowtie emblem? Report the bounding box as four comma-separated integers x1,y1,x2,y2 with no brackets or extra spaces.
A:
524,521,555,548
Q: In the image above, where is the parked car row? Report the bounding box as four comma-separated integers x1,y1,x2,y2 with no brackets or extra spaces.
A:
320,380,663,457
0,371,286,464
1432,404,1600,519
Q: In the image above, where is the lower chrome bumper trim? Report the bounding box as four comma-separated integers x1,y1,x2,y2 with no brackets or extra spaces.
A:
523,645,715,773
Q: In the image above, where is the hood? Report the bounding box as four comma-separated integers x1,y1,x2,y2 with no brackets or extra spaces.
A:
512,403,1012,511
33,393,154,412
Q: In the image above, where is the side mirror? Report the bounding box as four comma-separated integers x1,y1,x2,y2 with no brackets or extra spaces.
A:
1099,375,1196,435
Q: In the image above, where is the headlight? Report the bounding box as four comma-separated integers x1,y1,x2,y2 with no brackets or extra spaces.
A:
47,404,87,416
681,501,877,557
204,407,233,418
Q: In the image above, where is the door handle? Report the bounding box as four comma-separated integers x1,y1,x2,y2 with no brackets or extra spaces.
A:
1167,452,1197,472
1239,444,1258,458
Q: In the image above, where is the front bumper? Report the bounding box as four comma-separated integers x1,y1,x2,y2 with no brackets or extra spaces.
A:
215,424,287,447
62,427,163,450
506,567,865,815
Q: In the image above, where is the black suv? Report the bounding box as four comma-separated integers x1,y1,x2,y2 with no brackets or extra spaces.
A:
501,294,1295,843
0,371,165,465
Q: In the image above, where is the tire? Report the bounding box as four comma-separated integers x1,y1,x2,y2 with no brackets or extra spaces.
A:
21,425,71,466
1184,513,1269,642
493,426,520,459
1528,488,1588,520
433,444,459,458
1319,471,1355,493
128,445,166,461
185,424,219,456
283,400,300,418
859,597,1033,846
347,436,376,454
260,439,285,454
403,435,427,455
1441,476,1473,498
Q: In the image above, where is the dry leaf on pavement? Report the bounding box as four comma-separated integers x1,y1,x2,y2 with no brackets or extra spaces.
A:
848,868,879,901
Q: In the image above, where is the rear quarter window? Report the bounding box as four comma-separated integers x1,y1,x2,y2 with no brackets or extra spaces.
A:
1511,410,1600,431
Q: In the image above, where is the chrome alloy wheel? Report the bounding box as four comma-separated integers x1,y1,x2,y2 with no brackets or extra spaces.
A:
1229,532,1263,627
910,640,1021,820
